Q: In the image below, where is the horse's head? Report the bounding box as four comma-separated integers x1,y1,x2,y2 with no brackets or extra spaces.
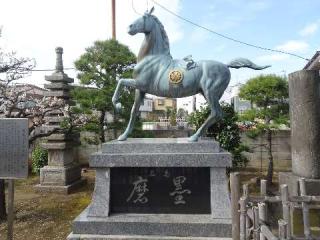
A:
128,7,155,35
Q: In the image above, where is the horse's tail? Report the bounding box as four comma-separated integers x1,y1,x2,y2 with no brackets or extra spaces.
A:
227,58,271,70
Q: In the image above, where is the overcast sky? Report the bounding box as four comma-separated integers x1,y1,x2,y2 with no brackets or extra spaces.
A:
1,0,319,110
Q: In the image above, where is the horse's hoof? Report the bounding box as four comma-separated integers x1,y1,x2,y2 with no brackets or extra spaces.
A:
117,134,127,141
188,135,199,142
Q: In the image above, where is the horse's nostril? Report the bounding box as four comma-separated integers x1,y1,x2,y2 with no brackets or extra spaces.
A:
129,24,133,28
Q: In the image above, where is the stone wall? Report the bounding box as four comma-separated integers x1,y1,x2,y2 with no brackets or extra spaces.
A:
75,144,101,166
241,130,291,170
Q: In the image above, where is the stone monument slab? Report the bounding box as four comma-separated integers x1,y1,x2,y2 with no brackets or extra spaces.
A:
0,118,28,179
110,167,211,214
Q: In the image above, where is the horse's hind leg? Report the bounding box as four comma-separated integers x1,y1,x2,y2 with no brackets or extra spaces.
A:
189,94,223,142
118,89,145,141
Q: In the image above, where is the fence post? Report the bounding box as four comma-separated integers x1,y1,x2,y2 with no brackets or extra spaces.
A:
242,183,250,235
258,203,267,240
260,179,267,197
278,219,288,240
260,179,268,223
243,183,249,198
299,178,311,239
253,207,260,240
239,197,247,240
280,184,291,239
231,172,240,240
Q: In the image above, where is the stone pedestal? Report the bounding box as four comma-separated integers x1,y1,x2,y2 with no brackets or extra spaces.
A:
68,138,232,239
35,47,86,194
279,70,320,195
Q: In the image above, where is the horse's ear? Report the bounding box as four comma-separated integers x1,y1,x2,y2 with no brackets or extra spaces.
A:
149,6,155,14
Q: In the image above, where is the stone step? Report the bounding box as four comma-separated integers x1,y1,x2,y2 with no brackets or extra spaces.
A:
101,138,221,154
90,152,231,167
44,116,64,124
45,72,74,83
44,90,70,98
71,210,231,238
44,82,71,90
67,233,231,240
46,133,80,141
41,142,74,150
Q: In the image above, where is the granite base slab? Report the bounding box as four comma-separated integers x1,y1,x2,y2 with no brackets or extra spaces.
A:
69,208,231,238
67,233,232,240
35,178,86,194
101,138,221,154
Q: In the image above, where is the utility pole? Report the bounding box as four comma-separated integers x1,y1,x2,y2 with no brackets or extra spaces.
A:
111,0,116,39
111,0,117,139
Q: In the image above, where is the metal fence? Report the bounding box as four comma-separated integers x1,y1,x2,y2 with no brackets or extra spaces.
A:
230,172,320,240
142,118,189,130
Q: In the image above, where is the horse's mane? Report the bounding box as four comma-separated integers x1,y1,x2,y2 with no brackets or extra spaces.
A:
150,15,170,52
137,14,171,62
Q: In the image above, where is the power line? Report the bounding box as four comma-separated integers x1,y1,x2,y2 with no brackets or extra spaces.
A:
132,0,142,15
150,0,309,61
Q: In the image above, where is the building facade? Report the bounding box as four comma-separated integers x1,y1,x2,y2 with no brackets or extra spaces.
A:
231,96,252,114
153,97,177,112
139,97,153,119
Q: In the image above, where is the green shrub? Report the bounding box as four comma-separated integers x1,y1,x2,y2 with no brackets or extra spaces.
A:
188,103,248,169
32,145,48,174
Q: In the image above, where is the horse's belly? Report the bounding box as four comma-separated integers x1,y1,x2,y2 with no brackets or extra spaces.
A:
147,69,201,98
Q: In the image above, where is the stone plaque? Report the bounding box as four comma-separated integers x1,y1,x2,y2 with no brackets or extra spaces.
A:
110,167,210,214
0,119,28,179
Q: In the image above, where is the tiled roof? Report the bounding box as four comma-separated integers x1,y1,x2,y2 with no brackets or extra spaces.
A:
303,51,320,70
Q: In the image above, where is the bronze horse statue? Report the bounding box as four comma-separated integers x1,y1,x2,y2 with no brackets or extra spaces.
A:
112,7,270,141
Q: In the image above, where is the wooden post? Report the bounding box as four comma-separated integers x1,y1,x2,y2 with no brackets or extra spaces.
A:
299,178,311,239
7,179,14,240
280,184,291,239
111,0,116,39
253,207,260,240
260,179,267,197
261,225,279,240
231,172,240,240
278,219,287,240
0,179,6,220
239,197,247,240
242,183,249,198
260,179,268,222
242,183,250,236
258,203,267,240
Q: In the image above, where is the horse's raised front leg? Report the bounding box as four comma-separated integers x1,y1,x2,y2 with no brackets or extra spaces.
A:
118,89,145,141
112,78,137,111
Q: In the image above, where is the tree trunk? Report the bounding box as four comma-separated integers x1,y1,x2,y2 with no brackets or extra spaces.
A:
266,128,273,186
99,111,106,143
0,179,7,221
